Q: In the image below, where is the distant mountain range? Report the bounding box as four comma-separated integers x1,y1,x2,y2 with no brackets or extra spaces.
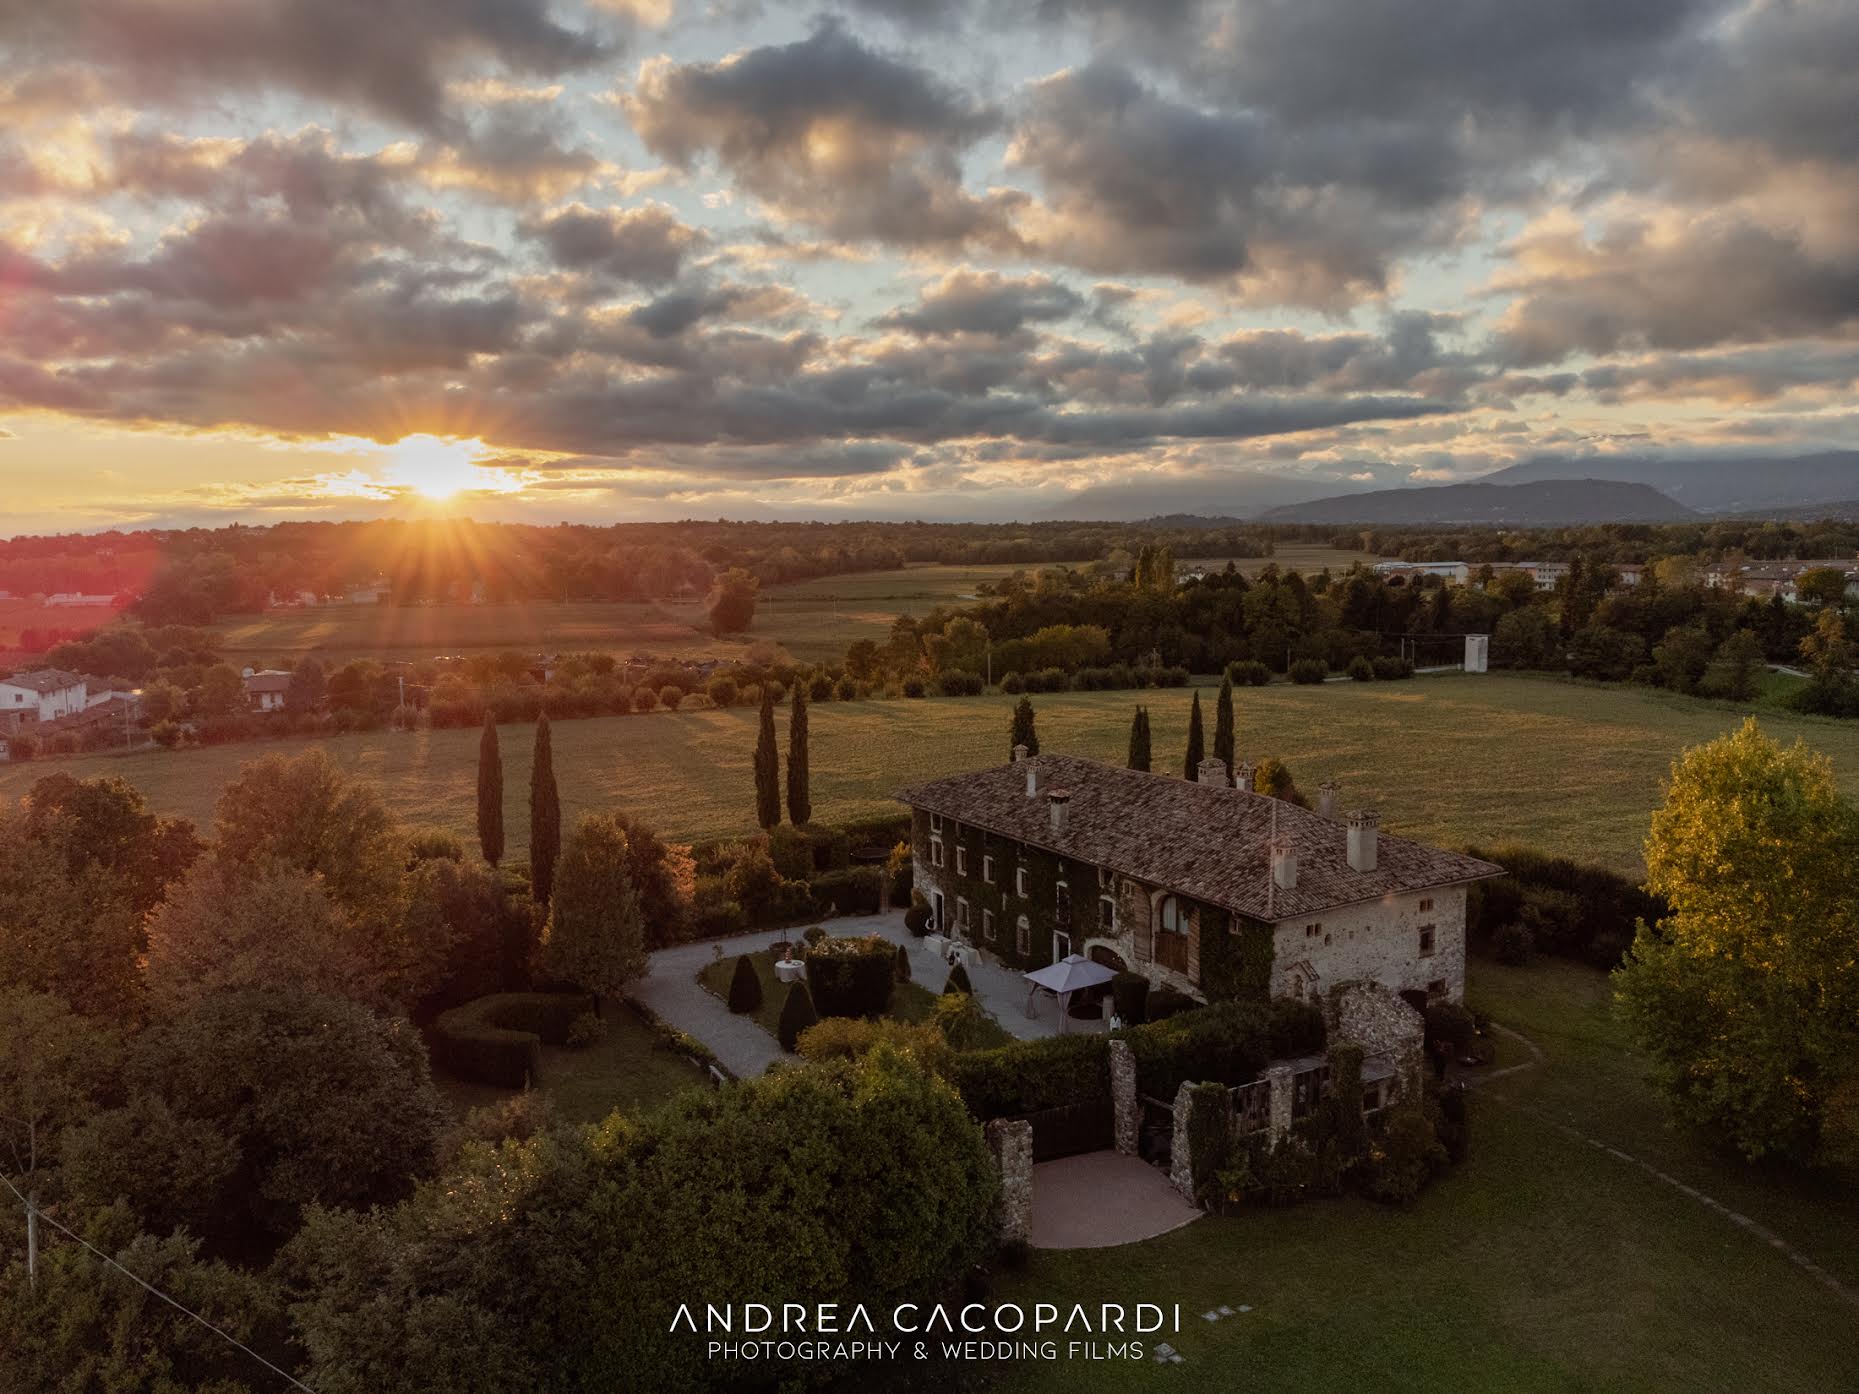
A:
1257,478,1697,526
1481,452,1859,514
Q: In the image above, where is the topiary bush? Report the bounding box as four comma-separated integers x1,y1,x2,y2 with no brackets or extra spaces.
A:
943,962,973,996
894,944,912,983
905,891,931,936
1289,658,1329,684
434,992,597,1087
804,934,896,1018
809,867,883,916
1111,971,1150,1026
948,1033,1110,1119
727,954,763,1014
777,981,819,1051
566,1011,607,1048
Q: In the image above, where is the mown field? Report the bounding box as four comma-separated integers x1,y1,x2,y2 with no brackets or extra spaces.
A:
6,672,1859,870
989,956,1859,1394
205,548,1378,668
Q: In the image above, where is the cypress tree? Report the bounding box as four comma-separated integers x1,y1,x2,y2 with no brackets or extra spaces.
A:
1183,690,1204,779
754,689,781,829
943,962,974,995
786,684,811,825
477,712,504,866
1213,675,1235,777
530,713,561,907
777,981,818,1052
1009,694,1039,757
727,953,763,1014
1127,705,1151,771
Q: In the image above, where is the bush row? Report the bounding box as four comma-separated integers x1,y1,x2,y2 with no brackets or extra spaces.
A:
432,991,596,1087
1466,844,1666,968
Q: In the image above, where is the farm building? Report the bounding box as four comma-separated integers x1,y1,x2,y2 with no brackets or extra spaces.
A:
900,751,1502,1007
242,668,293,711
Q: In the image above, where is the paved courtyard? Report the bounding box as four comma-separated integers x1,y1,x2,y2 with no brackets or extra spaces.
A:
1029,1151,1202,1249
629,910,1105,1078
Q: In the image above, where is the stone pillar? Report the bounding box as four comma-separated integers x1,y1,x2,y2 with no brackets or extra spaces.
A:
1109,1038,1138,1156
1264,1063,1295,1147
1168,1081,1197,1202
984,1118,1033,1246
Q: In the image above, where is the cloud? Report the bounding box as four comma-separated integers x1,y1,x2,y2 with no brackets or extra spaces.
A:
877,269,1082,338
520,202,709,286
625,20,1020,248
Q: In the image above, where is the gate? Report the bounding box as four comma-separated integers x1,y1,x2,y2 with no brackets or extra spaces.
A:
1023,1098,1114,1162
1137,1093,1174,1167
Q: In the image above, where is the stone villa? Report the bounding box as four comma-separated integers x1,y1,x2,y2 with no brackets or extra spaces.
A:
900,751,1503,1007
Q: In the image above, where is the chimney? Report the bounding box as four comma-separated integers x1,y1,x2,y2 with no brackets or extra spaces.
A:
1026,759,1041,798
1196,757,1228,786
1318,780,1339,820
1235,760,1255,794
1270,839,1298,891
1012,743,1028,763
1347,809,1380,873
1048,789,1070,834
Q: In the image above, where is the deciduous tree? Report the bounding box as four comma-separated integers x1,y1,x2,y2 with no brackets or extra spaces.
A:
542,816,646,1004
707,567,760,636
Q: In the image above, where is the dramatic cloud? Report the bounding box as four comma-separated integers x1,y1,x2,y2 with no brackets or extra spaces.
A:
878,270,1082,338
521,203,709,286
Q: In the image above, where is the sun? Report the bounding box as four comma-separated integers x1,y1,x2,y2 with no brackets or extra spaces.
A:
380,434,517,500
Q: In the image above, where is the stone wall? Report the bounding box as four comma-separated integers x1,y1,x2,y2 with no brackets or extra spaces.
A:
984,1118,1033,1245
1168,1081,1197,1201
1109,1038,1138,1155
1270,885,1467,1004
1325,980,1426,1093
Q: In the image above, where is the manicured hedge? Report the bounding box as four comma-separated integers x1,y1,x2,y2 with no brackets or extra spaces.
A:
434,991,596,1087
1125,1000,1277,1099
803,935,896,1018
948,1034,1111,1120
809,867,884,916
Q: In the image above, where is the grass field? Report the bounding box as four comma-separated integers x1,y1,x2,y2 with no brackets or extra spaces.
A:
0,596,118,646
8,672,1859,873
205,549,1380,668
697,946,1015,1050
430,1000,707,1126
988,956,1859,1394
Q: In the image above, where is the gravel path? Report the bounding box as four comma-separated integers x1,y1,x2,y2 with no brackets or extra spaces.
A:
629,910,1096,1078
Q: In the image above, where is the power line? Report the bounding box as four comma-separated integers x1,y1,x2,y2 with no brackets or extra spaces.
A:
0,1170,316,1394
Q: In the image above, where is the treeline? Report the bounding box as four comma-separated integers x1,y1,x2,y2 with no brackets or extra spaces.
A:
1335,518,1859,566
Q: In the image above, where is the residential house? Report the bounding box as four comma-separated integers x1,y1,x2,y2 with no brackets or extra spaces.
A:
1372,560,1470,584
242,668,294,712
900,752,1503,1007
0,668,87,723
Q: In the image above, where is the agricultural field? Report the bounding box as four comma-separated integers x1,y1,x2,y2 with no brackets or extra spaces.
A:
0,596,118,647
203,548,1380,668
7,672,1859,872
990,956,1859,1394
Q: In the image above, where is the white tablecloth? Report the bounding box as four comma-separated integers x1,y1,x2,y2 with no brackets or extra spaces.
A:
773,959,805,984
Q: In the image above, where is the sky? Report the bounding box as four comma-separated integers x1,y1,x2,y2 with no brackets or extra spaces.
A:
1,0,1857,535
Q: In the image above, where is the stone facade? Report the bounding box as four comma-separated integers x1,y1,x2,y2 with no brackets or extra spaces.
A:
1109,1038,1138,1156
1272,885,1467,1005
1168,1081,1198,1202
984,1118,1033,1245
1324,981,1427,1094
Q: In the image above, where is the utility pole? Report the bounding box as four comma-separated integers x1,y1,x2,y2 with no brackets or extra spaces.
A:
24,1188,37,1289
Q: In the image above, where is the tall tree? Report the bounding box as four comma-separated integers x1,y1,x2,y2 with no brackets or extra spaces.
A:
530,714,561,907
477,713,504,866
1182,690,1204,778
754,690,781,829
1009,695,1039,757
1127,706,1151,771
707,567,760,636
787,685,812,825
543,815,646,1005
1213,675,1235,776
1615,719,1859,1165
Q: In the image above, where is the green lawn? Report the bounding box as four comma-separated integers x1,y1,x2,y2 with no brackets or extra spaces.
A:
11,672,1859,872
696,946,1015,1050
987,956,1859,1394
431,1000,708,1126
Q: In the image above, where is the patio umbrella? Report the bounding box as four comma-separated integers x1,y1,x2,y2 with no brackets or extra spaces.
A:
1022,954,1116,1030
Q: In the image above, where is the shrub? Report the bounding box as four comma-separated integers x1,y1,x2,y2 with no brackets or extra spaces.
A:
935,669,984,696
705,675,739,707
802,924,828,947
566,1011,607,1048
1347,655,1375,682
1225,660,1271,687
727,954,763,1014
1493,922,1534,965
689,878,747,939
1373,656,1415,680
805,934,896,1018
943,962,973,996
1290,658,1329,685
809,672,834,701
1423,1001,1477,1052
931,992,995,1051
895,944,912,983
777,982,819,1051
434,991,596,1086
1111,971,1150,1026
1363,1104,1448,1204
147,725,178,750
1147,986,1197,1021
810,867,883,916
1125,999,1275,1098
901,676,927,698
948,1034,1109,1119
768,825,812,881
1266,997,1328,1057
834,676,858,701
999,671,1025,694
406,828,466,863
885,841,914,907
905,891,931,936
632,686,659,713
1152,666,1191,688
1466,844,1664,969
658,685,684,711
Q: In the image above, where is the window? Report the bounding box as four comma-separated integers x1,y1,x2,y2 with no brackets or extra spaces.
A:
1418,924,1436,957
1015,865,1029,897
1304,922,1322,939
1418,897,1434,913
956,845,968,875
1097,866,1114,891
929,835,945,868
1155,895,1191,974
929,812,943,833
1055,880,1071,923
1427,978,1447,998
983,854,996,883
983,909,997,942
1099,895,1116,931
1015,915,1031,955
956,897,971,929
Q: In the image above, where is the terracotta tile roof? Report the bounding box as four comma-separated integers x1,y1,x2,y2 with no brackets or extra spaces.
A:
897,754,1504,922
243,671,293,694
0,668,85,694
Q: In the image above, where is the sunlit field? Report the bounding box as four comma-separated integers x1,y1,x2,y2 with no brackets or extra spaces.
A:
205,549,1381,668
8,672,1858,871
0,596,119,646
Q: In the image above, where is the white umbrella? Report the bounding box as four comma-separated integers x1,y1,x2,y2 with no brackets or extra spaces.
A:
1022,954,1116,1029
